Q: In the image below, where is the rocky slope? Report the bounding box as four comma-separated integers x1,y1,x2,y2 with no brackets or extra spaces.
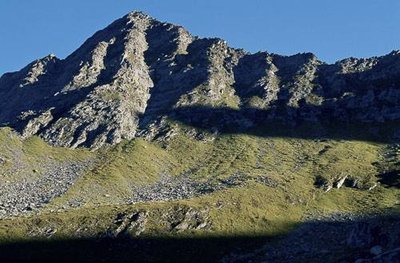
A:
2,11,400,263
1,11,400,149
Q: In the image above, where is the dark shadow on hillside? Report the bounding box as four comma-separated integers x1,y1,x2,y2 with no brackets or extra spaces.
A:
168,105,400,143
1,213,400,262
0,235,270,263
378,170,400,188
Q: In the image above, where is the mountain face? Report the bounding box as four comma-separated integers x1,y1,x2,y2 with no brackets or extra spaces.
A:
2,11,400,262
1,11,400,149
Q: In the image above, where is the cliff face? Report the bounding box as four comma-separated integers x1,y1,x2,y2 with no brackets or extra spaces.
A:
1,11,400,149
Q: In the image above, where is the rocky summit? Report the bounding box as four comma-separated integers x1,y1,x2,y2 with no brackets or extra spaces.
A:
1,11,400,263
1,11,400,149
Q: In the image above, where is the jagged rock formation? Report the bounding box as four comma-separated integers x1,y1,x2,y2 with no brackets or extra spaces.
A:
1,11,400,149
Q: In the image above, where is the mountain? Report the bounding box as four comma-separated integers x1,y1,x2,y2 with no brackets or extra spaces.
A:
1,11,400,149
1,11,400,262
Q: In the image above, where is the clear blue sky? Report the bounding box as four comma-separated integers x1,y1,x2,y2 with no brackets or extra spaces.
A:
1,0,399,75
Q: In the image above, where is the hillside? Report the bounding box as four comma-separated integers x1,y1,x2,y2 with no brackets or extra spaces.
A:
0,11,400,262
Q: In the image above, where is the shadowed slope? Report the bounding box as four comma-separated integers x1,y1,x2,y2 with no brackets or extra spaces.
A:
169,105,400,143
1,212,399,262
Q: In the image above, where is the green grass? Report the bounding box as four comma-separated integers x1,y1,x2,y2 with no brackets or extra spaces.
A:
0,128,92,183
0,123,399,252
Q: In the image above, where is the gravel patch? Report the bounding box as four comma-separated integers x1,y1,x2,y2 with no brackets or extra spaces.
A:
0,159,94,218
128,172,277,204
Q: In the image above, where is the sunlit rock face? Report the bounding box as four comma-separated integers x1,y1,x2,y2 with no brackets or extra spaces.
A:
1,11,400,149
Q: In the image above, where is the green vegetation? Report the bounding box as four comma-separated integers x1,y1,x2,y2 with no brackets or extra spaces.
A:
0,124,399,261
98,89,122,102
0,128,92,183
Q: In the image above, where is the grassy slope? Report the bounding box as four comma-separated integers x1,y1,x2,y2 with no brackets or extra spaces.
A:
0,125,399,260
0,128,92,184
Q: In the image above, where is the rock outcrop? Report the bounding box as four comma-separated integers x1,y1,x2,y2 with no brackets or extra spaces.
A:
1,11,400,149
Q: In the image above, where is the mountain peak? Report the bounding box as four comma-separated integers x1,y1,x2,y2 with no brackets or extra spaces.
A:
126,10,152,20
0,12,400,149
125,10,154,29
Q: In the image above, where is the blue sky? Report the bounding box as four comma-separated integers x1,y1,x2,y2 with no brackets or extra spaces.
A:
0,0,399,75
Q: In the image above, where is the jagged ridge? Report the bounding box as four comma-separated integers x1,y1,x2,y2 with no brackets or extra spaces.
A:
1,11,400,149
